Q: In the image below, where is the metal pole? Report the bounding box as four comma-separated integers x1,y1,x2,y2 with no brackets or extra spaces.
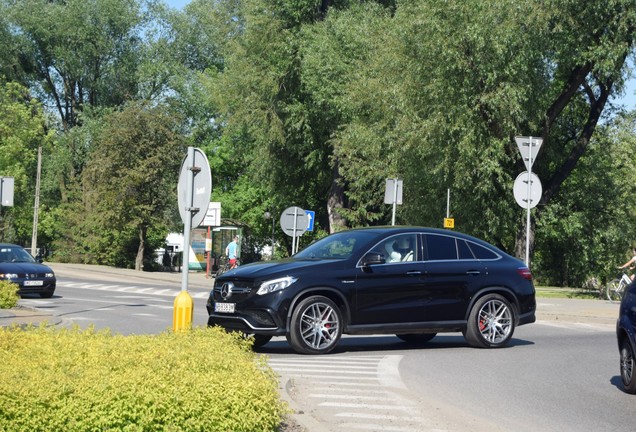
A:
271,212,275,259
206,226,211,278
31,146,42,256
525,137,533,266
391,178,398,226
446,188,450,218
181,146,195,292
292,207,299,255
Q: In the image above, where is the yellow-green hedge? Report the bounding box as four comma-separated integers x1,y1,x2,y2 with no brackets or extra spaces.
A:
0,326,288,431
0,280,19,309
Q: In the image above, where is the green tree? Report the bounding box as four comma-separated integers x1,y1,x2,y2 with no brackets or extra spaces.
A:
534,112,636,286
58,102,185,269
0,0,150,130
0,80,53,244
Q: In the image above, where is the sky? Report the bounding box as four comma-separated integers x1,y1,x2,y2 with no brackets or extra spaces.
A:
165,0,189,9
163,0,635,111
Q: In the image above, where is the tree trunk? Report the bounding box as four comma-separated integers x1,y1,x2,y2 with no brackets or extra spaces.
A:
327,158,347,233
135,225,145,271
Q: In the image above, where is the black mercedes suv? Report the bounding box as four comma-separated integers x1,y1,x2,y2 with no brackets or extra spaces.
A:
207,227,536,354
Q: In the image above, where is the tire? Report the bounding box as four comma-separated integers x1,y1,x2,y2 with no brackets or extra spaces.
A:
620,339,636,394
464,294,515,348
251,334,272,348
39,290,54,299
607,279,623,303
288,295,342,355
396,333,436,344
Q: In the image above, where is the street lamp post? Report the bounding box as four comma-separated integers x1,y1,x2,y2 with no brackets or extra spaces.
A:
264,210,275,259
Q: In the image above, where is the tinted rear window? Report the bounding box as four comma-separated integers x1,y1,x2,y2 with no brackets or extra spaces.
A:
467,242,499,260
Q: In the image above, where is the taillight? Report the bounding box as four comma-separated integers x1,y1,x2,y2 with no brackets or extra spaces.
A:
517,267,533,280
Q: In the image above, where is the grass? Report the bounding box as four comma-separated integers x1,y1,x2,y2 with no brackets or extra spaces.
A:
535,286,603,300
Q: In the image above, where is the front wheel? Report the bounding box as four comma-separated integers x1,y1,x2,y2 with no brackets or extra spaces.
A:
464,294,515,348
607,279,623,303
620,339,636,394
288,296,342,354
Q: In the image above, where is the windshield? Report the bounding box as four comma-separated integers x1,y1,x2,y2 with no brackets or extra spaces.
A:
0,246,36,263
295,230,378,260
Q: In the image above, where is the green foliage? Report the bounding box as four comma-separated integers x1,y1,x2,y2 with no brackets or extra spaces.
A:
1,0,636,282
1,0,147,128
51,102,186,268
0,80,53,243
534,112,636,286
0,326,288,431
0,281,19,309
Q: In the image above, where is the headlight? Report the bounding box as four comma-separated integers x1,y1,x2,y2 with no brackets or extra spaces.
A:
0,273,18,279
256,276,298,295
45,272,54,278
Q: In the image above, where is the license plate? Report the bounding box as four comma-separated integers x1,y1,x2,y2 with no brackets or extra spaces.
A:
214,302,235,313
24,280,44,286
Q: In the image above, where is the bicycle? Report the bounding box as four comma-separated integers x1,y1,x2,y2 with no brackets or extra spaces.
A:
606,272,633,303
215,255,240,278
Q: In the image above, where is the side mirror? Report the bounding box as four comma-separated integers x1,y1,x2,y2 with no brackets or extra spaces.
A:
361,252,385,267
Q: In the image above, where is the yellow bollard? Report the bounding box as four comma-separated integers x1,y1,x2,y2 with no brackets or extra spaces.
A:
173,290,193,332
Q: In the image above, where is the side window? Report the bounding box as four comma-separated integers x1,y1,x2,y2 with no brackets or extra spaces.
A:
425,234,458,260
457,240,475,260
467,242,499,260
377,234,417,263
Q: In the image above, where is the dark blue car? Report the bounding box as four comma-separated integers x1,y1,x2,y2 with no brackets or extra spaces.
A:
207,227,536,354
0,243,56,298
617,280,636,393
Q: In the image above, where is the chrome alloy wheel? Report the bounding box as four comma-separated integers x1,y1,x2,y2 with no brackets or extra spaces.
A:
477,298,513,344
620,341,636,392
299,301,340,350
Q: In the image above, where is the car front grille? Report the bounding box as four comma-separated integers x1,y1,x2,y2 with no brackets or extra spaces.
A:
213,280,254,301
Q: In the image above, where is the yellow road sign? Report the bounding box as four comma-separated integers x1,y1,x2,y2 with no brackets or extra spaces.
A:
444,218,455,229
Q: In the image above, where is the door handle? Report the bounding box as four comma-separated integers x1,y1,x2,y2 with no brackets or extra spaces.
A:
406,271,422,276
466,270,481,276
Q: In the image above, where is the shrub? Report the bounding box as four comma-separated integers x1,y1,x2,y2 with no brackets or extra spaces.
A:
0,280,20,309
0,326,288,431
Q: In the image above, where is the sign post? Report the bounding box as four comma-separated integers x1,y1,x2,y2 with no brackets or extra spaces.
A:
174,147,211,331
514,136,543,266
384,178,403,226
280,206,308,255
201,202,221,277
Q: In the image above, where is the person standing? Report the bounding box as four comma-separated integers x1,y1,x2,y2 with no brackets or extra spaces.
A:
225,235,240,269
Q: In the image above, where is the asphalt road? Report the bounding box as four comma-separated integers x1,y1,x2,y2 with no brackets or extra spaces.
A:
13,263,631,432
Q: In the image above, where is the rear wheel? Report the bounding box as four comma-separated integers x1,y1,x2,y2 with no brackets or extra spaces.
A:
464,294,515,348
288,296,342,354
620,339,636,394
607,279,623,303
396,333,436,344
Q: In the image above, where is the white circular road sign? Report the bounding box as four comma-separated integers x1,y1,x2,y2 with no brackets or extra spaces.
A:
280,206,308,237
513,171,542,209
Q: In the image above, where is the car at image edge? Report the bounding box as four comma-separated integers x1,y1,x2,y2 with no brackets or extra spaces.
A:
0,243,56,298
207,226,536,354
616,280,636,393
